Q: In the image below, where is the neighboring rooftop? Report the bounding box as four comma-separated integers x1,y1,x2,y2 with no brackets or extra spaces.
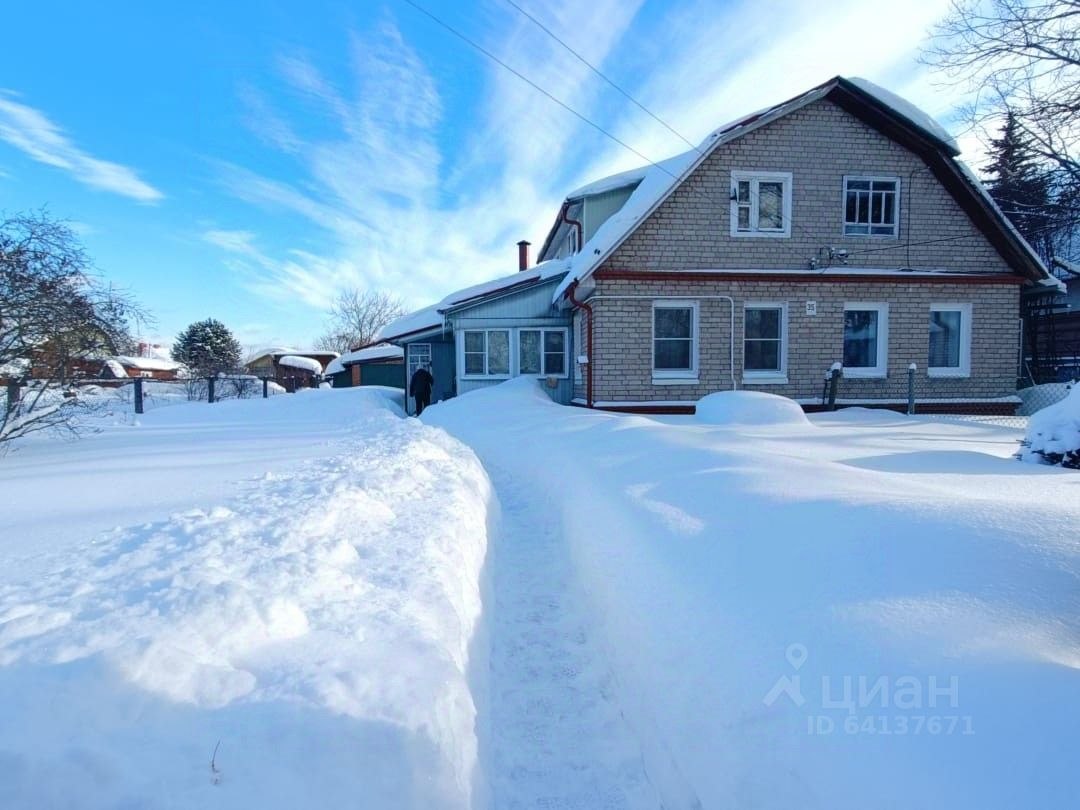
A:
378,260,568,341
325,344,404,376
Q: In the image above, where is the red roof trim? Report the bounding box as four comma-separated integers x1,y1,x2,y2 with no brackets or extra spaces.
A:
594,270,1027,285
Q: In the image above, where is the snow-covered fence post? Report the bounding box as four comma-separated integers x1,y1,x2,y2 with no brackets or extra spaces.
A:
207,377,216,404
827,363,843,411
134,377,144,415
262,377,269,399
907,363,917,415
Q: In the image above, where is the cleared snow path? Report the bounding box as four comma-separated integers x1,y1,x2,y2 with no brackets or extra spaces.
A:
426,378,1080,809
481,460,659,810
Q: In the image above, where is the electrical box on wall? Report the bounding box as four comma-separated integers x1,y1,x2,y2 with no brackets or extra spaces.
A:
806,301,817,316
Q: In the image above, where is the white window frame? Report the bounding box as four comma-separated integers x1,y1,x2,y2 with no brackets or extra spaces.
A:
517,327,570,379
928,303,972,378
742,301,788,384
842,175,901,238
730,171,793,238
842,302,889,378
459,329,511,379
652,300,699,383
407,343,431,380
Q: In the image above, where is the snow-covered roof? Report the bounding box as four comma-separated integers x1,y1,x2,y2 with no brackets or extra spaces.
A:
564,164,649,200
0,358,30,378
953,161,1059,292
1052,257,1080,278
378,261,569,341
102,359,129,378
845,77,960,153
551,76,1051,302
278,355,324,374
325,343,404,376
113,355,185,372
248,346,300,362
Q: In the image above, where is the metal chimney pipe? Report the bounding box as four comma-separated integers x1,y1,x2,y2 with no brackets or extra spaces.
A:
517,240,531,272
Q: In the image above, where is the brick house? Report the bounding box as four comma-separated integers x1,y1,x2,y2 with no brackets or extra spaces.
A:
384,76,1061,414
549,77,1061,413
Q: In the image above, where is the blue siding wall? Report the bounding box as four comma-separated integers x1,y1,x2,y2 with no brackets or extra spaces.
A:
448,276,576,404
401,332,455,415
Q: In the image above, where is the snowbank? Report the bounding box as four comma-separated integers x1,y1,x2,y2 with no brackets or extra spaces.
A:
695,390,810,427
1020,383,1080,467
0,389,496,808
427,379,1080,808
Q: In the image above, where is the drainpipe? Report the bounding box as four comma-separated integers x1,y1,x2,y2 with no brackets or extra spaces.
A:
567,280,594,408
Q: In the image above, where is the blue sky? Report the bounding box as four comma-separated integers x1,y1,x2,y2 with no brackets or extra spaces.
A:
0,0,968,351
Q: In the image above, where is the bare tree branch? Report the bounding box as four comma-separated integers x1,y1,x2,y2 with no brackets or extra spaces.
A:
314,289,407,353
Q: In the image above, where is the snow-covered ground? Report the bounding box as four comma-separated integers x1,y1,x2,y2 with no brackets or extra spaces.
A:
0,388,495,809
2,379,1078,808
426,379,1080,808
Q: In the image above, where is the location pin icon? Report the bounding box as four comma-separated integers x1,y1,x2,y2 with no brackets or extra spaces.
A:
786,643,808,670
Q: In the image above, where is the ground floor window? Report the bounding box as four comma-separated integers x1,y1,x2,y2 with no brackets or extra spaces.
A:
744,302,786,380
843,303,889,377
519,328,567,377
653,301,697,379
928,303,972,376
463,330,510,377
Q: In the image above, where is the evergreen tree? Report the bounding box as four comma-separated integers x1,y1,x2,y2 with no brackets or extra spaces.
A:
983,113,1054,259
171,318,242,376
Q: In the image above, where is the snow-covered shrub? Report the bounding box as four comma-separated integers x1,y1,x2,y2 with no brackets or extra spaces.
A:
1019,382,1079,468
695,390,810,427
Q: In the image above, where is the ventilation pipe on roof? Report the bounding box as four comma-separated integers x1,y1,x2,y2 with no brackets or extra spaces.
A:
517,240,531,271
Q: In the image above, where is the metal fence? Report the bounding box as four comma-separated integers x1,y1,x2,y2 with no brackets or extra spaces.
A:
816,364,1074,429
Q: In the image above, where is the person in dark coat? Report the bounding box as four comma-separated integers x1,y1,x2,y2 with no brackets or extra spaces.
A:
409,363,434,416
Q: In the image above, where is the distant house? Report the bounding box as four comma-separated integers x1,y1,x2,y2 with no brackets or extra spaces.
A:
107,355,186,380
325,343,404,389
245,348,339,392
382,76,1062,414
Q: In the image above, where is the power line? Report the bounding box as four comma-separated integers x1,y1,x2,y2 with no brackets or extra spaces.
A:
398,0,683,184
399,0,1056,273
398,0,827,243
498,0,702,154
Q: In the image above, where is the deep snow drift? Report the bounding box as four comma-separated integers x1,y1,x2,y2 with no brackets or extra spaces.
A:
426,378,1080,809
0,388,495,809
1021,382,1079,467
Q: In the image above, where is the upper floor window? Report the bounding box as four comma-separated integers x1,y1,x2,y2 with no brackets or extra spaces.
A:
844,176,899,237
731,171,792,237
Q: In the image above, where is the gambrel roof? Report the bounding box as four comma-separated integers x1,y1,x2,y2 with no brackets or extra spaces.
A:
551,76,1057,303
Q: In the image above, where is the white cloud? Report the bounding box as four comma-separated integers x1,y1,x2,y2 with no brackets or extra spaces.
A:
0,93,163,203
209,0,964,315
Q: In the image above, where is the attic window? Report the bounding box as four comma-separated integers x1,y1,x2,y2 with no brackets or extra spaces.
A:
731,172,792,238
844,176,899,237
